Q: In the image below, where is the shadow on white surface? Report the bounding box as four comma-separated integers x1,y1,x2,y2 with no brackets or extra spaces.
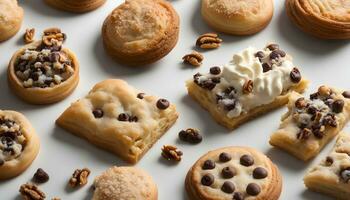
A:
266,148,307,171
301,189,332,200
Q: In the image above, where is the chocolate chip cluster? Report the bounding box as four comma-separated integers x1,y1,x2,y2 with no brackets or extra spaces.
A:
200,152,268,199
0,117,26,165
216,86,239,112
193,66,221,91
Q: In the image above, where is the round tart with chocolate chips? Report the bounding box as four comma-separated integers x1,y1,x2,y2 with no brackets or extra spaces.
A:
7,28,79,104
0,110,40,180
185,146,282,200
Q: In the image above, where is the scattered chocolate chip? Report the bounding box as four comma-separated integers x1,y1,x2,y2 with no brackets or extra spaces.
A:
33,168,49,183
233,192,244,200
210,66,221,75
307,106,317,115
310,92,318,100
221,181,235,193
269,50,286,60
202,160,216,170
219,152,232,162
222,166,236,179
332,100,344,113
255,51,265,59
266,44,279,51
323,113,337,127
118,113,129,121
202,80,216,90
240,155,254,166
342,91,350,99
201,174,214,186
178,128,202,144
246,183,261,196
325,156,334,166
253,167,268,179
211,77,221,84
137,93,145,99
262,63,272,72
340,167,350,183
312,125,325,139
290,67,301,83
92,109,104,118
157,99,170,110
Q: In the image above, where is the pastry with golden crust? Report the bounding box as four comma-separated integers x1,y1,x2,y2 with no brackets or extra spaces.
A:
270,86,350,161
0,110,40,180
201,0,274,35
102,0,180,66
56,79,179,164
185,146,282,200
304,133,350,199
44,0,106,13
286,0,350,39
8,28,79,104
186,44,309,130
0,0,23,42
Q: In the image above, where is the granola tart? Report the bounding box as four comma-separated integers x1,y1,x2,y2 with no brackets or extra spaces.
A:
0,110,40,180
270,86,350,161
186,44,309,129
56,79,178,164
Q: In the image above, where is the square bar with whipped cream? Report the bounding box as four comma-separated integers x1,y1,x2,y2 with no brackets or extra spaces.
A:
186,44,309,129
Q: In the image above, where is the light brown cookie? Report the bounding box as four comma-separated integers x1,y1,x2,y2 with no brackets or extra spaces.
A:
201,0,274,35
0,110,40,180
186,146,282,200
304,133,350,199
92,166,158,200
56,79,179,164
102,0,180,66
44,0,106,13
8,28,79,104
0,0,23,42
270,86,350,161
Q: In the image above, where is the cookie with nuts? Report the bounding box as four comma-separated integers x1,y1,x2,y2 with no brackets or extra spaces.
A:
270,86,350,161
304,133,350,199
185,146,282,200
56,79,178,164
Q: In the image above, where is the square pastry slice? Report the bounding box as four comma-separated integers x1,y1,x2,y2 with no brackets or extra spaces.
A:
186,44,309,129
56,79,178,164
270,86,350,161
304,133,350,200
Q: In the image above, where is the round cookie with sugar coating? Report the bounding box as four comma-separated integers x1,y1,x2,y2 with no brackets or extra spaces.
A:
92,166,158,200
44,0,106,13
185,146,282,200
0,0,23,42
201,0,274,35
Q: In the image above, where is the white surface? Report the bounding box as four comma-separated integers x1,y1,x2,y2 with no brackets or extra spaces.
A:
0,0,349,199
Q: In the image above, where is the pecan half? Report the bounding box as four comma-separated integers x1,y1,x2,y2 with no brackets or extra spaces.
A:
318,85,331,97
196,33,222,49
297,128,312,140
69,168,91,187
182,51,203,66
19,183,46,200
161,145,183,161
24,28,35,44
243,80,253,94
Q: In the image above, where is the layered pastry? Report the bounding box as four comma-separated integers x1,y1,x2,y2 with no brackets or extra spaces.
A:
304,133,350,199
0,110,40,180
44,0,106,13
270,86,350,161
8,28,79,104
102,0,180,66
93,166,158,200
56,79,179,164
286,0,350,39
186,44,309,129
185,146,282,200
0,0,23,42
201,0,274,35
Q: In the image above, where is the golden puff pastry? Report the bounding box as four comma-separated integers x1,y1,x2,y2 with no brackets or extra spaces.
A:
201,0,274,35
8,29,79,105
102,0,180,66
56,79,179,164
44,0,106,13
0,0,23,42
0,110,40,180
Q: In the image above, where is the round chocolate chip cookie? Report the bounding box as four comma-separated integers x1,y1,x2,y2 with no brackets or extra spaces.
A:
185,146,282,200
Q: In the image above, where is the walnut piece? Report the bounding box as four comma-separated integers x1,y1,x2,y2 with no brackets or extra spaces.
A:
19,183,46,200
161,145,183,162
24,28,35,44
42,28,66,47
68,168,91,187
182,51,203,66
196,33,222,49
243,80,253,94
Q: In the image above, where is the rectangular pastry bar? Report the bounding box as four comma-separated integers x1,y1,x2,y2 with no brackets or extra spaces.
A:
270,86,350,161
56,79,179,164
186,44,309,129
304,133,350,200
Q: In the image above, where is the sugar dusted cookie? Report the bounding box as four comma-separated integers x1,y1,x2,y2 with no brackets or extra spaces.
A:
185,146,282,200
0,0,23,42
44,0,106,13
304,133,350,199
92,166,157,200
56,79,178,164
270,86,350,161
186,44,308,129
0,110,40,180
